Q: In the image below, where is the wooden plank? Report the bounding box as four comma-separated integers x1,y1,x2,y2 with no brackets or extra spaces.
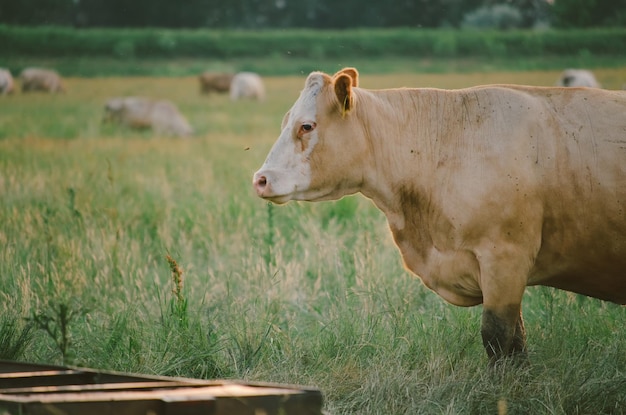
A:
0,360,182,385
3,385,299,403
0,388,216,406
0,361,324,415
0,380,196,395
14,394,216,415
0,384,322,415
173,384,324,415
0,370,97,389
0,360,70,374
0,370,82,379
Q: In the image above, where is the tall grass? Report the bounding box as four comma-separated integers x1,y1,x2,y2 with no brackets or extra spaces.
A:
1,70,626,413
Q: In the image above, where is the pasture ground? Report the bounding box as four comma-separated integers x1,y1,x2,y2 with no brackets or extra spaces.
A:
1,68,626,414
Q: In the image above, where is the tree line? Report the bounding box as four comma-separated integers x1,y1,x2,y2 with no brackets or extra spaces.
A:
1,0,624,29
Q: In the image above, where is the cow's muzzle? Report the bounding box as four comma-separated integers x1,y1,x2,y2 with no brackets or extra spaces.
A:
253,173,268,197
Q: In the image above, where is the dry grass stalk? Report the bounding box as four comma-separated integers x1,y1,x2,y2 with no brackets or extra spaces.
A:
166,254,184,303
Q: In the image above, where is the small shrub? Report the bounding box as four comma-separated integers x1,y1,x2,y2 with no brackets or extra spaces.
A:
29,299,88,365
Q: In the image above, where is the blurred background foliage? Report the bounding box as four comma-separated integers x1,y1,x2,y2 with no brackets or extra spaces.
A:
2,26,624,62
0,0,624,30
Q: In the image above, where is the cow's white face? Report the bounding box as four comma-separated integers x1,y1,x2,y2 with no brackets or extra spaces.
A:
253,73,326,204
253,68,361,204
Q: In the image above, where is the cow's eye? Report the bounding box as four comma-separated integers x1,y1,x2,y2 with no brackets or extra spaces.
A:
299,122,316,135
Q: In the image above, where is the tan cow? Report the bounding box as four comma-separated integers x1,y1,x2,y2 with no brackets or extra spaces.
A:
103,97,193,137
230,72,265,101
253,67,626,363
556,69,601,88
20,67,65,93
0,68,14,95
199,72,234,94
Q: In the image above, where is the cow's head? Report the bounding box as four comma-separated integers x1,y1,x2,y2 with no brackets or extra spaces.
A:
253,67,367,204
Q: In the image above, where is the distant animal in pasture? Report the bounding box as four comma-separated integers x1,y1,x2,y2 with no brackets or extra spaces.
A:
556,69,601,88
103,97,193,137
0,68,14,95
20,67,65,93
230,72,265,101
253,67,626,364
199,72,234,94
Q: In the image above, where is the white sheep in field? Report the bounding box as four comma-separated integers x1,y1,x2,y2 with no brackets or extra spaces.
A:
103,96,193,138
556,69,601,88
20,67,65,93
230,72,265,101
0,68,15,95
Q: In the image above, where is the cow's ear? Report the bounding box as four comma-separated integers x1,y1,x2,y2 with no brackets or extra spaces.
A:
334,74,354,117
336,67,359,87
280,110,291,129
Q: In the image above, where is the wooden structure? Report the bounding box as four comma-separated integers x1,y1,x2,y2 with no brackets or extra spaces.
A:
0,360,323,415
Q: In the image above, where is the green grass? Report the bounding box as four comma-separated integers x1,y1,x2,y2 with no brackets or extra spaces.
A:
1,69,626,414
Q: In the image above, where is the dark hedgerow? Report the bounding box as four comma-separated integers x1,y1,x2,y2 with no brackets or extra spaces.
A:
1,25,625,60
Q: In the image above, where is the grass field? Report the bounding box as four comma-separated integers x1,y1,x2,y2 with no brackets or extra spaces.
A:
1,67,626,414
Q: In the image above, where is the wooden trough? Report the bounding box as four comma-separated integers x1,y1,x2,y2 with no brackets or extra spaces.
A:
0,360,323,415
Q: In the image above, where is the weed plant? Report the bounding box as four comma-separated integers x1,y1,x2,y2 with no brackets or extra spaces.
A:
0,71,625,413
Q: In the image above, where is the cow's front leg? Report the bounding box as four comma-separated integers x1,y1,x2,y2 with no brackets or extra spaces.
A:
481,304,527,362
478,244,531,363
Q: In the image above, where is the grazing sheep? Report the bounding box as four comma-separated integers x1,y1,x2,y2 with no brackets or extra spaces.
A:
556,69,601,88
199,72,234,94
230,72,265,101
103,97,193,137
20,67,65,93
0,69,14,95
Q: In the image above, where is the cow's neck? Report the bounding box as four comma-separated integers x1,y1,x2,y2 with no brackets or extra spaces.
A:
355,87,445,269
355,87,439,211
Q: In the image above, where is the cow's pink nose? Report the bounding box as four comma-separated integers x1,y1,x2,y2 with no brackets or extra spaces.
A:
253,175,267,195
